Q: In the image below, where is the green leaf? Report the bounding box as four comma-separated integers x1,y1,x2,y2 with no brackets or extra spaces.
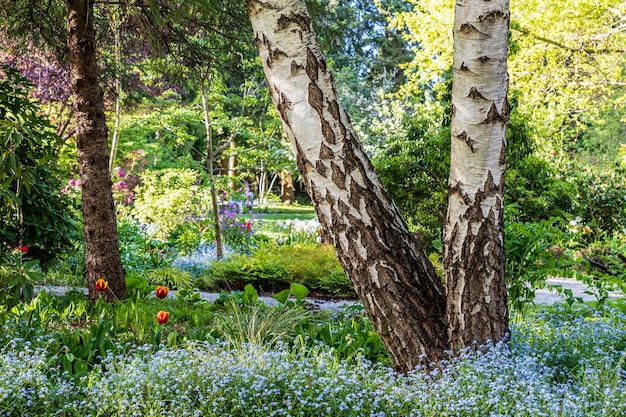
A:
273,288,290,304
74,359,89,375
290,282,309,302
167,331,177,347
62,355,73,374
243,283,258,304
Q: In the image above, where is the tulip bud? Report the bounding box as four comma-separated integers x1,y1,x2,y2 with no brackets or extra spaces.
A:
155,285,169,299
95,279,108,292
156,310,170,324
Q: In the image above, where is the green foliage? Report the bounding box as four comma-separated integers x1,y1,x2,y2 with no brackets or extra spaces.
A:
131,168,211,239
373,112,449,251
273,282,309,306
504,218,575,314
0,66,79,263
570,164,626,235
0,255,43,311
115,106,207,169
144,267,193,289
117,215,171,272
203,243,353,296
296,304,390,365
213,296,310,347
504,155,577,223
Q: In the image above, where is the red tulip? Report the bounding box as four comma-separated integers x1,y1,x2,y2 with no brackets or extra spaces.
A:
156,310,170,324
155,285,169,299
14,244,28,253
95,279,108,292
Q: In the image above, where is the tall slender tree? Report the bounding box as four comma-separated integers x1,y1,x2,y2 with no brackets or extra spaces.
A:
67,0,127,302
244,0,510,371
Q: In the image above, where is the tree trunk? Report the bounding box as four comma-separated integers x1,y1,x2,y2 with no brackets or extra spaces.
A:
67,0,127,302
280,169,295,204
202,87,224,259
108,11,122,175
443,0,510,349
245,0,448,372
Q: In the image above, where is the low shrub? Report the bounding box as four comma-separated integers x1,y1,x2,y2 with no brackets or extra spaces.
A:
201,243,353,296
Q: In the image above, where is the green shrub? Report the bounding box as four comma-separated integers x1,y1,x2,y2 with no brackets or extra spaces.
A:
203,243,353,296
131,169,211,239
505,218,577,314
0,66,79,264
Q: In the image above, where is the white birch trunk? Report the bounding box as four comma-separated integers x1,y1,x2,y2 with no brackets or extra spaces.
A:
444,0,510,349
245,0,447,372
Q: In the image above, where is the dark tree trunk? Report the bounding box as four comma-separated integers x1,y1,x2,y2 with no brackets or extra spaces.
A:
67,0,127,302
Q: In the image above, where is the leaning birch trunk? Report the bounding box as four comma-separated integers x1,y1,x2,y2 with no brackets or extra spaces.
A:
444,0,510,350
245,0,447,372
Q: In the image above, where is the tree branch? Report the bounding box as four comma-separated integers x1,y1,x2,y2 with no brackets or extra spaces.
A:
514,26,626,54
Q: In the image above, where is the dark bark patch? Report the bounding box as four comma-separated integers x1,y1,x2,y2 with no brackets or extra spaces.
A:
262,34,288,68
321,118,336,145
327,99,347,138
306,48,319,81
326,192,335,208
456,131,475,153
315,159,327,177
277,12,311,33
478,56,490,63
348,185,363,213
294,141,313,178
499,138,506,165
290,60,304,75
331,161,347,190
307,81,323,112
501,98,511,121
468,86,486,100
319,143,334,160
307,82,336,144
459,23,487,38
276,91,292,128
338,199,351,216
460,61,469,71
482,103,506,124
449,181,472,206
479,10,506,23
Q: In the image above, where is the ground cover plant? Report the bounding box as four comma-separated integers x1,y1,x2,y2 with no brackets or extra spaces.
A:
0,290,624,416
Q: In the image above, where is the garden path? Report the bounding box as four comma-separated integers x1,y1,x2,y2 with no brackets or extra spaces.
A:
35,277,623,311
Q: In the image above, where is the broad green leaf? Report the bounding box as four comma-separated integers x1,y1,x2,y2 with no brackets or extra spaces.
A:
290,282,309,302
273,288,291,304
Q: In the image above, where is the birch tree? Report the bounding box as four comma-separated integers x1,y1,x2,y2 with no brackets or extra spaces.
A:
244,0,510,371
443,0,510,350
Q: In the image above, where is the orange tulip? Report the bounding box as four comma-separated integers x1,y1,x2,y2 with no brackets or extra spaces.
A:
95,279,108,292
155,285,169,299
156,310,170,324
